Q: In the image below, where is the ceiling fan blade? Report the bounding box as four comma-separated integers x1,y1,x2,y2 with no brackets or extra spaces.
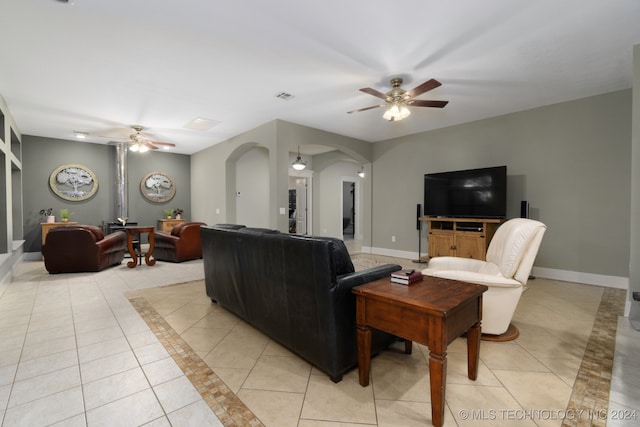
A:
359,87,387,100
408,79,442,98
144,142,159,150
347,105,385,114
150,141,176,147
409,99,449,108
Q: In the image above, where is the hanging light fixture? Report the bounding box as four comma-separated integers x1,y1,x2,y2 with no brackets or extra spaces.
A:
357,167,365,178
292,146,307,171
383,102,411,121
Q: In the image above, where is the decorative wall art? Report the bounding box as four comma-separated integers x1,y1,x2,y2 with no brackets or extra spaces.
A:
49,164,99,201
140,171,176,203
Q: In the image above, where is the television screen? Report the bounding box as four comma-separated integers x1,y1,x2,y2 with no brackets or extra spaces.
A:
424,166,507,218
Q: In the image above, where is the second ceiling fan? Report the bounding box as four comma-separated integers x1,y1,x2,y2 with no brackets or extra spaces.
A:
348,78,448,121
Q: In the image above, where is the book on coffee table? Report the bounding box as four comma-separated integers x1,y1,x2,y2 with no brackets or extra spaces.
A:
390,269,423,285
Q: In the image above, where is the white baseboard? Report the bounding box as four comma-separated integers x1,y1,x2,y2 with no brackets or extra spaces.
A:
532,267,628,290
24,252,43,262
363,246,629,291
362,246,419,261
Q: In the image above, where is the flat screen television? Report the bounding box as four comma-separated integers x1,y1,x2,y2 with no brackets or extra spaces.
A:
424,166,507,218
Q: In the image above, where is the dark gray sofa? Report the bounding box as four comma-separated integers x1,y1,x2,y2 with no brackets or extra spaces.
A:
201,225,402,382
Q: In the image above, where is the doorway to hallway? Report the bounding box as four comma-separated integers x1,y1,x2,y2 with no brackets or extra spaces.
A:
288,173,312,235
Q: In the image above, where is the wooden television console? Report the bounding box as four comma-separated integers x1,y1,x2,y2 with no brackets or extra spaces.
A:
419,217,504,262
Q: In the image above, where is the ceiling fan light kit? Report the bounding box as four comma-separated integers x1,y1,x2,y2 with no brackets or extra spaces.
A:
349,77,448,121
383,103,411,121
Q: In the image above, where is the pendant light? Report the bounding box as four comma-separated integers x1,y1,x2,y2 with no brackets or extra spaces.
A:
292,146,307,171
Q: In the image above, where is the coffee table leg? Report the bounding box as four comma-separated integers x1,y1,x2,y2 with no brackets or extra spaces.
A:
429,351,447,427
356,325,371,387
145,230,156,266
126,232,138,268
467,322,481,380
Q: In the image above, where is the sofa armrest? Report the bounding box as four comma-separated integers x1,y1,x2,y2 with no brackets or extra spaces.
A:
336,263,402,290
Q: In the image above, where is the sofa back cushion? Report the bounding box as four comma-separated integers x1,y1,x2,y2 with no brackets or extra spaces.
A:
310,237,354,276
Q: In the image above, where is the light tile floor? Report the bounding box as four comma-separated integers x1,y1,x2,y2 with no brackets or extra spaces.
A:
0,254,639,426
0,258,221,427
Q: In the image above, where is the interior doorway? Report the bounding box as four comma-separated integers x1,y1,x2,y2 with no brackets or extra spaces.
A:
341,178,360,242
288,172,312,235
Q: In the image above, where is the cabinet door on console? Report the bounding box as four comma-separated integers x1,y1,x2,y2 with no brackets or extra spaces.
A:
455,234,486,259
429,233,455,257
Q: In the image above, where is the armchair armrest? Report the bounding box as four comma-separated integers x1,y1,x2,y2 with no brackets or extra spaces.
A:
96,230,127,254
427,256,487,272
428,270,522,289
155,230,180,243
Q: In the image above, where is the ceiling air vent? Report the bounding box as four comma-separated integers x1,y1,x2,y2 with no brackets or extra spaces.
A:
275,92,294,100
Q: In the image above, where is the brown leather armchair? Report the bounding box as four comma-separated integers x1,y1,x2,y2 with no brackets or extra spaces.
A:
154,222,207,262
42,225,127,273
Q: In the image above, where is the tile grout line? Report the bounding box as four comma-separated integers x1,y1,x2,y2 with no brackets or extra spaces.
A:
128,295,264,427
562,287,626,427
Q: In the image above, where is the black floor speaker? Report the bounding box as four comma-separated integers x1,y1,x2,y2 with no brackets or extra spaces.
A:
413,203,427,264
520,200,529,218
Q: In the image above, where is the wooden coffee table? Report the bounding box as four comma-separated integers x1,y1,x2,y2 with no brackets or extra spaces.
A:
353,276,488,427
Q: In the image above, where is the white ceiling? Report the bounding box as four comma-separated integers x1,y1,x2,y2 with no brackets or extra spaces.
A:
1,0,639,155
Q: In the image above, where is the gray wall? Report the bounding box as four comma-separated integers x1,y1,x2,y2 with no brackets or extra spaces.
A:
23,136,191,252
372,90,632,277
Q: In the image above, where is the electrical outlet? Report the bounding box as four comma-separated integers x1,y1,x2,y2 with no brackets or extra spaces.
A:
215,208,220,214
392,235,396,242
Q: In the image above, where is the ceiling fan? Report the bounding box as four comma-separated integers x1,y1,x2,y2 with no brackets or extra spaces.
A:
93,125,176,152
123,125,176,153
347,78,448,121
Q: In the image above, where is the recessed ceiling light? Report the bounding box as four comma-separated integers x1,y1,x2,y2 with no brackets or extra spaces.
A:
73,131,88,139
183,117,220,131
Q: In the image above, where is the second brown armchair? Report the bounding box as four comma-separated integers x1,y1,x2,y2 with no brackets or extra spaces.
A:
153,222,207,262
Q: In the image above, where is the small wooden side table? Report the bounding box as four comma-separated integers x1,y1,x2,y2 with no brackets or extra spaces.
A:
41,221,78,245
157,218,185,233
353,276,488,427
125,226,156,268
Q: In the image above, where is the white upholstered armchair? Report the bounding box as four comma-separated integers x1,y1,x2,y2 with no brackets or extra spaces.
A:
422,218,546,339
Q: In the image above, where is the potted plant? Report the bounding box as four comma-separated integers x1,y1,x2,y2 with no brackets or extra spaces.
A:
163,209,173,219
60,208,74,223
39,208,55,223
173,208,184,220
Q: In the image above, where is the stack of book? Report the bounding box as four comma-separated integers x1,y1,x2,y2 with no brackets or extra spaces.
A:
390,269,423,285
